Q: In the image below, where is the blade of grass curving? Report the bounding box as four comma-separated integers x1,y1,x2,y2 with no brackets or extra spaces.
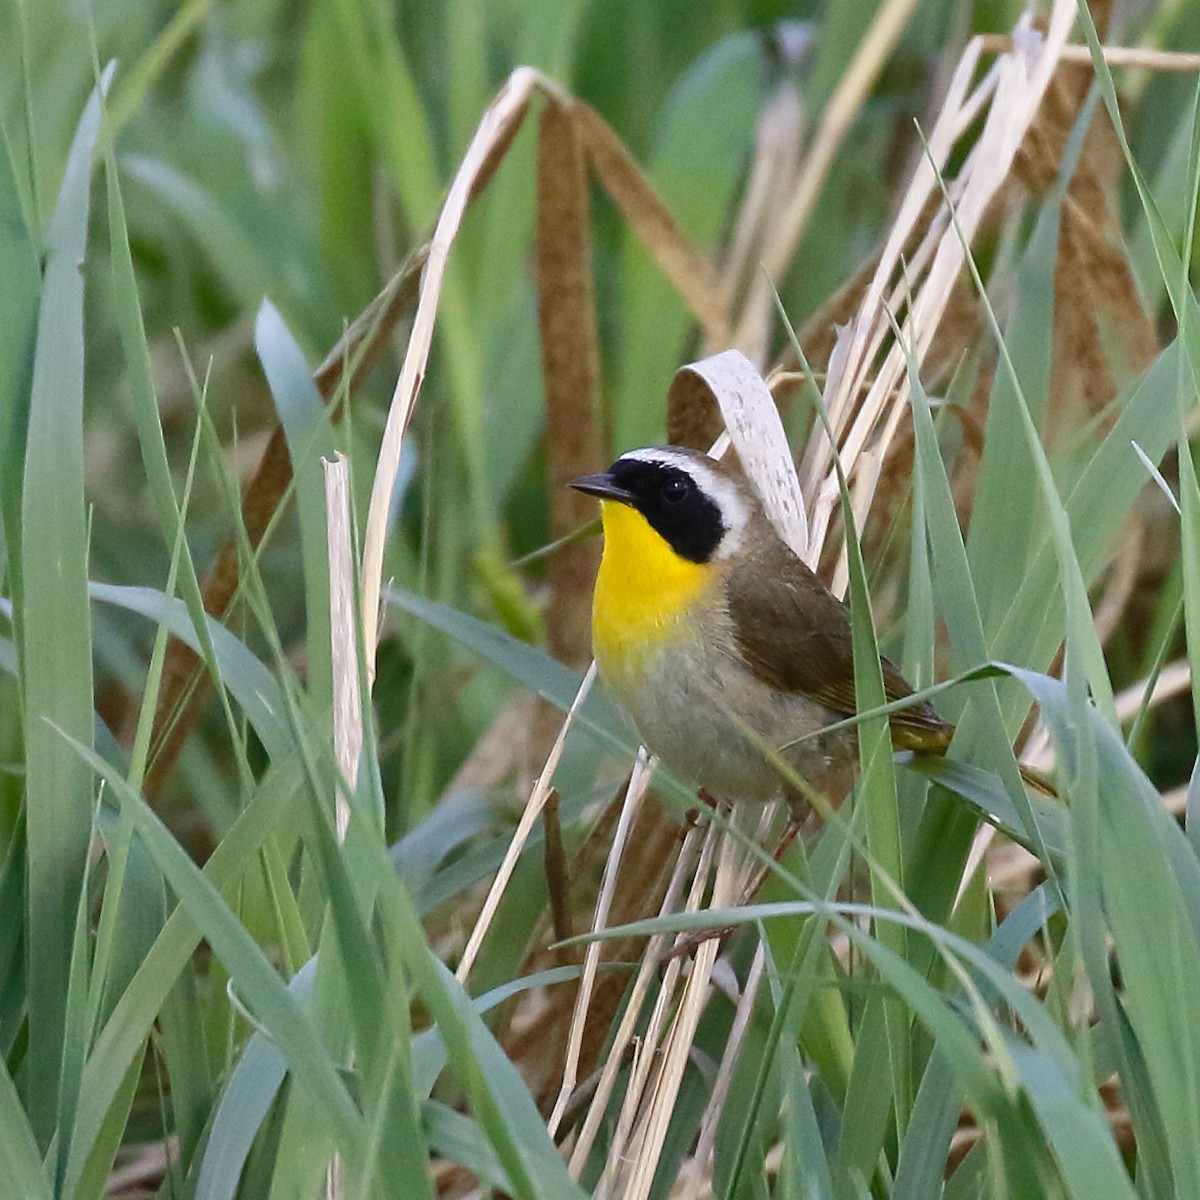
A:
386,585,628,751
96,0,212,157
195,960,315,1200
89,583,292,763
422,1102,515,1195
19,62,111,1148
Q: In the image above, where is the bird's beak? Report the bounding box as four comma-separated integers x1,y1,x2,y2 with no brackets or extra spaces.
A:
568,472,633,503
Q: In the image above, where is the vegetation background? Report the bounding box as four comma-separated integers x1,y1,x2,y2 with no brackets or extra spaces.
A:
2,0,1200,1196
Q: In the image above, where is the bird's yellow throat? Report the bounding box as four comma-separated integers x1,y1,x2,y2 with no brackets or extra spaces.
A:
592,499,718,668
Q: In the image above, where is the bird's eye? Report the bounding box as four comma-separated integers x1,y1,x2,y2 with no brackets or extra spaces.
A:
662,475,691,504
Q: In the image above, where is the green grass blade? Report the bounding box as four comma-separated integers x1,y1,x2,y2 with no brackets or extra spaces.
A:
0,1053,50,1200
0,121,42,589
19,61,111,1148
61,737,365,1159
88,582,293,763
63,756,308,1197
254,302,336,709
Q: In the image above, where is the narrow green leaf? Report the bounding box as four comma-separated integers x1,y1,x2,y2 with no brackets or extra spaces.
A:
20,62,111,1147
255,301,335,709
0,122,42,590
61,736,365,1159
88,582,293,763
64,756,307,1197
0,1054,51,1200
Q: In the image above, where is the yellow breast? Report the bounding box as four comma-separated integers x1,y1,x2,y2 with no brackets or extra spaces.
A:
591,499,721,680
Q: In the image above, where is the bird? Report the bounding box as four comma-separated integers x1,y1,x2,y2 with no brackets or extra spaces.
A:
569,444,955,817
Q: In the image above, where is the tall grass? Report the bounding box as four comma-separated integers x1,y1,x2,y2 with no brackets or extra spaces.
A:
1,0,1199,1197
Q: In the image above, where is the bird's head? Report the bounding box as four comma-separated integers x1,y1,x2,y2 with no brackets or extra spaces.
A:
569,446,752,566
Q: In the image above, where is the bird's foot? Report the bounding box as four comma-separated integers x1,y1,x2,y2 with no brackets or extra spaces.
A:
662,814,805,963
683,788,723,828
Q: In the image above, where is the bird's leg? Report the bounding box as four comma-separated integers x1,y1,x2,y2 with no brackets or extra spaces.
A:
542,788,574,956
683,787,721,828
662,811,805,962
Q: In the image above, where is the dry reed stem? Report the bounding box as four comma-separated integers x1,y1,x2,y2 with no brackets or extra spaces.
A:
361,67,558,672
740,0,920,351
682,940,767,1195
804,1,1076,593
980,36,1200,72
719,81,805,365
455,661,598,984
597,825,720,1200
595,822,721,1197
565,824,706,1173
323,453,361,835
547,749,657,1135
616,815,751,1200
322,453,360,1200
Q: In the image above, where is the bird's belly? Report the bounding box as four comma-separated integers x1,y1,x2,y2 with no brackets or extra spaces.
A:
598,625,855,804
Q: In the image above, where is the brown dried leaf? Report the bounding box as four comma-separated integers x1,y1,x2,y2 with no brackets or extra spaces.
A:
572,101,731,342
537,97,604,671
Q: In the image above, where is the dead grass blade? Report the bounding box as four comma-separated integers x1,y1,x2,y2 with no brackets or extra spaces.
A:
740,0,921,351
324,453,361,833
718,80,806,364
546,751,656,1136
805,1,1078,594
980,37,1200,73
671,350,809,556
361,67,554,671
572,101,731,343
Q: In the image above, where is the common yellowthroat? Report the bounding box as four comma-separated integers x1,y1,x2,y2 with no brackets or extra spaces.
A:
570,446,953,811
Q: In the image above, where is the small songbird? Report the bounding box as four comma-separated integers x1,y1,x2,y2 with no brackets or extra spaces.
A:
570,445,953,813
